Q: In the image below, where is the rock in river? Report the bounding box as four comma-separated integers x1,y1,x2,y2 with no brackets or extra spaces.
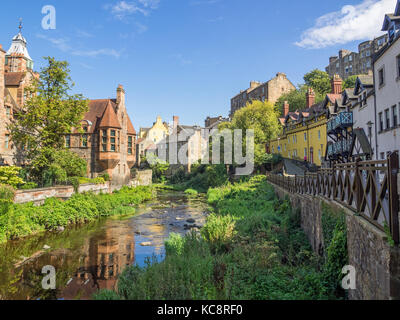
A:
140,242,152,247
186,218,196,224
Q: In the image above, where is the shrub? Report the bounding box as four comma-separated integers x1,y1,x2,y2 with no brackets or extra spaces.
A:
99,173,110,182
19,182,39,190
201,213,236,253
0,166,25,188
165,233,185,256
0,184,16,215
184,189,198,196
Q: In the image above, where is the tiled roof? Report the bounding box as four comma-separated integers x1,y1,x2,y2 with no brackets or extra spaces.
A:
98,101,122,129
84,99,121,133
127,116,136,135
357,75,373,86
326,93,342,104
5,72,25,86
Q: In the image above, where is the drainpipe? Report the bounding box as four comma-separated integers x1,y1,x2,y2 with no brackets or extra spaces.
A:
372,59,379,160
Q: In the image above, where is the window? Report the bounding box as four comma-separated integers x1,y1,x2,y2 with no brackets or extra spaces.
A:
378,68,385,87
65,135,71,148
5,107,11,118
318,130,321,140
110,130,116,152
385,109,390,129
397,55,400,78
5,134,9,149
81,127,88,148
379,112,383,132
304,132,307,141
102,130,107,152
381,152,385,160
304,148,307,159
393,105,398,127
128,136,133,155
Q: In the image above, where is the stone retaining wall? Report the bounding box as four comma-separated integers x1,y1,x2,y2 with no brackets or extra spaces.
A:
271,182,400,300
14,170,153,204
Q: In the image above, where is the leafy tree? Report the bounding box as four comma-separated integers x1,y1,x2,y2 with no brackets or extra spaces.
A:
275,85,325,115
9,57,89,181
343,75,358,90
227,100,280,167
303,69,331,96
0,167,25,188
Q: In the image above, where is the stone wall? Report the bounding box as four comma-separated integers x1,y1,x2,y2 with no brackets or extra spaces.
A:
14,172,152,204
271,182,400,300
130,169,152,188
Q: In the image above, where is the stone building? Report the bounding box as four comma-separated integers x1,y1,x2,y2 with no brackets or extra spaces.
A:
66,85,137,186
0,25,39,166
230,72,295,118
204,116,229,130
325,35,388,79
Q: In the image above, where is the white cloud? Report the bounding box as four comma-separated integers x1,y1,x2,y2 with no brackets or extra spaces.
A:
295,0,396,49
36,34,122,58
170,54,192,66
106,0,160,20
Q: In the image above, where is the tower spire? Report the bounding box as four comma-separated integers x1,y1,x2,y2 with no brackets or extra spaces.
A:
18,18,23,33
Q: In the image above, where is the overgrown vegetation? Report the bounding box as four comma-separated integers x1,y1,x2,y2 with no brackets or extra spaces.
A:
320,202,348,298
0,186,154,244
170,164,229,193
95,176,345,300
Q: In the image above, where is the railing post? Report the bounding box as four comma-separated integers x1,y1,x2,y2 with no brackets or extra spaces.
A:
388,152,399,245
355,158,363,212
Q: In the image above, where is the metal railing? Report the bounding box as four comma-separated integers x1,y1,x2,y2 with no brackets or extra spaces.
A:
267,152,400,244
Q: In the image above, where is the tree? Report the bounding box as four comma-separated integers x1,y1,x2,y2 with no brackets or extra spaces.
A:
228,100,281,167
275,85,325,115
303,69,331,96
9,57,89,181
343,75,358,90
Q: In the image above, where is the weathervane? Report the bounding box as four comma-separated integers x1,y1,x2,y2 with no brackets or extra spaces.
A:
18,18,23,33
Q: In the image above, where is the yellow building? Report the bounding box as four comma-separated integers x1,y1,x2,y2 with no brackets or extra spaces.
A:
269,77,343,166
139,115,169,143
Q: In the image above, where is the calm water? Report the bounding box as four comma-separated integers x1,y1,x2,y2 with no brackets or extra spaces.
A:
0,190,208,300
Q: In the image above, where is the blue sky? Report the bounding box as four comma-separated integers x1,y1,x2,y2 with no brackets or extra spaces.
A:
0,0,395,129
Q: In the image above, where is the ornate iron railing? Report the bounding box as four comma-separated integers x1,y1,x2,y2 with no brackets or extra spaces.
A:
267,152,400,244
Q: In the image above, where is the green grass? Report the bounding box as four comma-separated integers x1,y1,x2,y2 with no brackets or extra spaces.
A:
94,175,343,300
0,186,154,243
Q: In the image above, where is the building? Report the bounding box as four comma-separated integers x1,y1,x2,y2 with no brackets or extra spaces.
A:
0,25,39,165
204,116,229,130
373,0,400,160
268,77,345,166
325,35,388,79
66,85,137,186
230,72,295,118
136,116,169,165
163,116,207,172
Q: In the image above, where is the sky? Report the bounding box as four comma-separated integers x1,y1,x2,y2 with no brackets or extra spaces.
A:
0,0,397,130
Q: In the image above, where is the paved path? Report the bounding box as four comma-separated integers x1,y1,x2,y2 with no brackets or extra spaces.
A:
283,158,305,177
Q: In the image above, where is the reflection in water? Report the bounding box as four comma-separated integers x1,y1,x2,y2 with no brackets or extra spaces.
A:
0,191,208,300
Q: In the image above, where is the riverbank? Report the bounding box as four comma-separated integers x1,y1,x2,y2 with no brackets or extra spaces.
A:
0,186,155,244
0,189,208,300
94,176,346,300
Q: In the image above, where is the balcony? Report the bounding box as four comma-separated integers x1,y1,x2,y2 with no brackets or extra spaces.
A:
328,139,352,159
327,112,353,134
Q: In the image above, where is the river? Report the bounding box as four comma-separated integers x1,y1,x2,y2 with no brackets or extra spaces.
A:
0,190,209,300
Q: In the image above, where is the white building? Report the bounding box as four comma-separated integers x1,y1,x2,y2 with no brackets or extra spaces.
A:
352,75,377,159
374,0,400,160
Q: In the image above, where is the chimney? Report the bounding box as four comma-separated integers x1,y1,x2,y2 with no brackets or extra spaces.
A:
173,116,179,130
283,101,289,117
116,84,125,109
306,87,315,108
331,74,343,95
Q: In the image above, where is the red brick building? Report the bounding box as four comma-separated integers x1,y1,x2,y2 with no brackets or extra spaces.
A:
66,85,137,185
